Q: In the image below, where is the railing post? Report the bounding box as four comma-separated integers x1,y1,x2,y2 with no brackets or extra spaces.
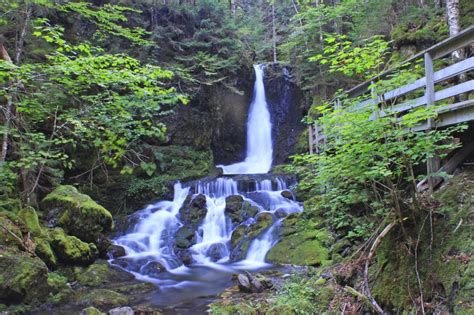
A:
425,52,436,192
308,125,314,154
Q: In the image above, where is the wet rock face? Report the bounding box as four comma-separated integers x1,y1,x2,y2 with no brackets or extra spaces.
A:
225,195,259,226
263,64,305,164
178,194,207,227
229,213,274,261
175,226,197,249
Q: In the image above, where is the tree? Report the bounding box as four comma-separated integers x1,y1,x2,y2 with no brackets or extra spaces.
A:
446,0,461,58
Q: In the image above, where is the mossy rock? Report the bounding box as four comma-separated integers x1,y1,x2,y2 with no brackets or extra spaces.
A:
267,220,330,266
230,213,273,261
0,213,23,248
81,306,106,315
178,193,207,227
50,228,98,265
79,289,128,310
34,236,58,268
41,185,113,243
18,206,43,237
47,272,74,305
77,261,133,287
0,249,51,305
225,195,259,226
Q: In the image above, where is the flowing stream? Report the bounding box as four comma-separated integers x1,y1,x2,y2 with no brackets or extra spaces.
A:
110,64,303,308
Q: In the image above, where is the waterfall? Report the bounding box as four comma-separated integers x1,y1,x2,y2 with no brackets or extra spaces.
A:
110,64,303,305
218,64,273,174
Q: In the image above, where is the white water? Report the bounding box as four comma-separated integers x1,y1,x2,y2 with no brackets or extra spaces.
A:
218,64,273,174
110,64,303,305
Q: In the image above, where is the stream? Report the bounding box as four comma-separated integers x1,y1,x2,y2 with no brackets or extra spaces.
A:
109,64,303,309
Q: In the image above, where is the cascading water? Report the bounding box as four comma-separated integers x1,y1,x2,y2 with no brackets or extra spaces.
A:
217,64,273,174
110,64,303,307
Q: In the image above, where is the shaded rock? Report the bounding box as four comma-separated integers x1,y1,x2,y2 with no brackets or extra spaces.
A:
50,228,98,265
178,194,207,226
109,306,134,315
175,226,196,249
108,245,126,259
237,273,263,293
274,208,288,218
281,190,293,199
140,261,166,277
225,195,259,225
0,250,51,304
206,243,227,262
41,185,113,244
176,249,193,265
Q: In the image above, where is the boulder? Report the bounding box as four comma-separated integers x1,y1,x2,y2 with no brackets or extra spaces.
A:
18,206,43,237
230,213,274,261
225,195,259,225
108,245,126,259
140,261,166,277
206,243,227,262
237,273,264,293
50,228,98,265
281,190,293,199
34,236,58,268
109,306,134,315
77,261,133,287
274,208,288,218
178,194,207,227
79,289,128,310
175,226,196,249
81,306,105,315
0,250,51,304
267,228,330,266
41,185,113,244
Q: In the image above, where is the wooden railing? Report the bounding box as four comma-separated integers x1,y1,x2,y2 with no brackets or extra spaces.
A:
308,25,474,155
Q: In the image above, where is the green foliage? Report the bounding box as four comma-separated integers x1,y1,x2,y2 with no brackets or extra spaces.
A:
290,35,465,241
310,34,390,79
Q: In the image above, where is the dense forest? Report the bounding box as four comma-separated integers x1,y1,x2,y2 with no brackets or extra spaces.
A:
0,0,473,314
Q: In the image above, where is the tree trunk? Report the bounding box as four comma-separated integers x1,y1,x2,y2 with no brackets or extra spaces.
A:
446,0,461,58
272,4,277,63
2,5,31,161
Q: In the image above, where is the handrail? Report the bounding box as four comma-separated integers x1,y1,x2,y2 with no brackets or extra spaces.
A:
346,25,474,98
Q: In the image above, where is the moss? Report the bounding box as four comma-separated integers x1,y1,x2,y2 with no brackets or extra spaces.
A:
50,228,98,265
267,228,330,266
267,215,331,266
209,301,257,315
18,206,43,237
81,306,106,315
0,250,51,305
77,262,117,287
79,289,128,310
41,185,113,243
47,272,73,305
295,129,309,154
114,282,156,294
34,236,58,268
0,213,23,248
0,198,21,213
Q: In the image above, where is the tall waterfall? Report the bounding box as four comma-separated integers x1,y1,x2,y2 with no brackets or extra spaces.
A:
218,64,273,174
109,64,302,306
